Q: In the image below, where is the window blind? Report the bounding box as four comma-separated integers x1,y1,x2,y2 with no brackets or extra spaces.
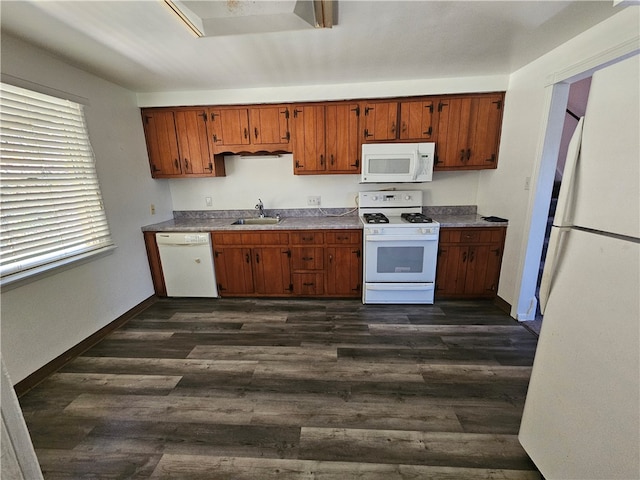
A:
0,82,114,285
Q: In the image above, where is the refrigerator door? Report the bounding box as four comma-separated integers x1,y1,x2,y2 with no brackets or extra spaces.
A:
519,229,640,479
570,54,640,238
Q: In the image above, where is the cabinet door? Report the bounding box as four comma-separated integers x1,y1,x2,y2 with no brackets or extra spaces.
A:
399,100,435,140
325,103,360,172
326,246,362,296
362,102,398,141
249,106,290,145
435,97,472,168
142,110,181,177
174,109,211,175
291,105,326,173
213,247,254,295
467,94,503,168
435,245,468,296
463,244,503,296
208,108,250,146
252,247,292,295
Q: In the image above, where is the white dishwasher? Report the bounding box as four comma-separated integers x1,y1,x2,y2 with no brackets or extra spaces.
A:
155,232,218,297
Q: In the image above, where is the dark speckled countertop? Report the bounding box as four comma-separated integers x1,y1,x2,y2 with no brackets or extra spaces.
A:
141,206,507,232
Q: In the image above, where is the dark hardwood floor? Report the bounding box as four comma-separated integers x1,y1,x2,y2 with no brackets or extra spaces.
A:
19,298,541,479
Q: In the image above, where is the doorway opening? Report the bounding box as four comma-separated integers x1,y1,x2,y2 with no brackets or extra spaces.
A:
533,77,592,327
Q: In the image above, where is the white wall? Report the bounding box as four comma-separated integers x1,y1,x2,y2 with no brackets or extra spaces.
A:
476,8,639,317
169,154,481,211
0,35,174,383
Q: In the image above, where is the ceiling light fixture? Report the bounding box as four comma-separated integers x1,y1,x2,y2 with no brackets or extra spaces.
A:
164,0,204,37
313,0,333,28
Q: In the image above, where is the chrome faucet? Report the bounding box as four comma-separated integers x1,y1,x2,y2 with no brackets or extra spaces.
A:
255,198,264,218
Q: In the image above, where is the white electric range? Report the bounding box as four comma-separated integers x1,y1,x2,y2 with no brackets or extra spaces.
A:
359,190,440,304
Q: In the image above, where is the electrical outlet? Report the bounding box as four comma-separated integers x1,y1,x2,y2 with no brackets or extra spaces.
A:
524,176,531,191
307,195,321,206
150,204,156,215
205,196,212,207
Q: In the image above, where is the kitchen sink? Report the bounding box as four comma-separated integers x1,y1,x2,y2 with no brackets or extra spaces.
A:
232,217,281,225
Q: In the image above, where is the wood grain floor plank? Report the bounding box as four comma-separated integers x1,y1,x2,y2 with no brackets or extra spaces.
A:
298,427,537,470
64,393,254,425
149,454,540,480
187,345,338,362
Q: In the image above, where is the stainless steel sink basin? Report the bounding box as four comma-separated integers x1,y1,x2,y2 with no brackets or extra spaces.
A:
232,217,281,225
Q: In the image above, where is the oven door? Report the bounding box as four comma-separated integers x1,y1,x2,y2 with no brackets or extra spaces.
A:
364,233,438,283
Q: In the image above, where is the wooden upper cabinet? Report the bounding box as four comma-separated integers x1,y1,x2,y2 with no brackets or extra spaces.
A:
435,93,504,170
205,105,290,154
399,99,436,140
142,110,181,177
291,105,326,173
291,102,360,174
362,101,398,142
142,108,224,178
325,104,360,172
208,108,250,146
249,106,290,145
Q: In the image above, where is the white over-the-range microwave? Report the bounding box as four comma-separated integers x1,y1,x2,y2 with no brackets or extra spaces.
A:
360,142,435,183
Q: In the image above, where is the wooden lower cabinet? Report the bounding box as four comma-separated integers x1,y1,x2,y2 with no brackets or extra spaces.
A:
212,232,292,296
435,227,506,298
212,229,362,298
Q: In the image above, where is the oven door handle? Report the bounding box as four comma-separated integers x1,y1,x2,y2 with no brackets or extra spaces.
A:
365,235,438,242
366,283,433,290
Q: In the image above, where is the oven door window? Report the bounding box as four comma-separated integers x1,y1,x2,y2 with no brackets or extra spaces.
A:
377,246,424,273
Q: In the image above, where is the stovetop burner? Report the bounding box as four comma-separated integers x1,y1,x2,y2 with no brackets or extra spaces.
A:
401,213,433,223
363,213,389,224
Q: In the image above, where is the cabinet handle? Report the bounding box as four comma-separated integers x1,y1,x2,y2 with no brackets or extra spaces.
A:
485,154,496,163
459,150,466,162
364,128,373,138
320,154,325,166
462,251,467,262
302,256,314,261
255,253,260,264
329,254,333,263
350,159,360,168
302,236,313,241
469,250,475,262
207,161,213,172
353,249,361,258
254,128,259,140
423,126,432,136
151,164,160,172
330,154,334,166
295,160,302,169
184,158,189,170
466,149,471,161
390,122,396,135
245,253,250,264
244,128,248,139
212,134,220,143
303,282,315,286
174,159,179,170
402,121,407,133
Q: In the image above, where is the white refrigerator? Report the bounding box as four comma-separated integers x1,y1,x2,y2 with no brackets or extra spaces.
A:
519,54,640,479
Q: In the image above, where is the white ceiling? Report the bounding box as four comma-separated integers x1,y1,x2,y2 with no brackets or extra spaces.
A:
0,1,625,93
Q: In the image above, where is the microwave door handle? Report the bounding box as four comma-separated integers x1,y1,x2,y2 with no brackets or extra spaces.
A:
411,150,419,180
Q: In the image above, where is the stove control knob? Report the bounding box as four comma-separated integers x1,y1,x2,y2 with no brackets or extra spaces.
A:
404,195,411,201
371,195,379,201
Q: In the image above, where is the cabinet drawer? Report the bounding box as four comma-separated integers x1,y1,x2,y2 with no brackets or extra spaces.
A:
326,230,361,244
213,232,289,245
440,228,500,244
291,247,324,270
290,232,324,244
292,273,324,295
